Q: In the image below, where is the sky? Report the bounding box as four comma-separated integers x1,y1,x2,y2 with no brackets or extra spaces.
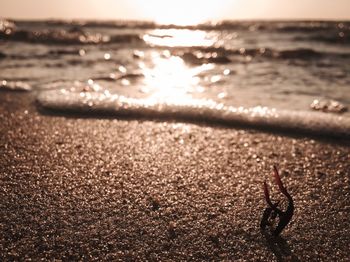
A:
1,0,349,24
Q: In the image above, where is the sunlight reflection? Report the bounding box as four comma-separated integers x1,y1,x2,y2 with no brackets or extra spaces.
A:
143,29,215,47
141,52,212,103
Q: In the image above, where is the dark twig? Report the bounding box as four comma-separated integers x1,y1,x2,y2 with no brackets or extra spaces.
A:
260,166,294,236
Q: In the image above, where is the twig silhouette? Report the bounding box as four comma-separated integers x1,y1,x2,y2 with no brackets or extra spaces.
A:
260,165,294,236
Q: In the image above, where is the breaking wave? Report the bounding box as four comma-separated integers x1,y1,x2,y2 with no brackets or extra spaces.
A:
37,88,350,139
0,29,143,45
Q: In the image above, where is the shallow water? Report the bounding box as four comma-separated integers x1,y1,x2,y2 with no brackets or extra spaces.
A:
1,19,350,136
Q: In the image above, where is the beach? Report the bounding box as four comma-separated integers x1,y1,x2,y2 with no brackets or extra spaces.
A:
1,92,349,261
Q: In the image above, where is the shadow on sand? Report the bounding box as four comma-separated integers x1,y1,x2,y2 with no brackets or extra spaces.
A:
261,230,300,262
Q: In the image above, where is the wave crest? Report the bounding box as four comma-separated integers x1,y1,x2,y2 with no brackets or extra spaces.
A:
37,88,350,139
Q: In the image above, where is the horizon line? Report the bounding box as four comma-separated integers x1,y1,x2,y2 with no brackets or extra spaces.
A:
3,17,350,24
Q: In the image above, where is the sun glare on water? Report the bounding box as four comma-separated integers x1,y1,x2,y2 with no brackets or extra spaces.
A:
140,51,211,102
143,29,215,47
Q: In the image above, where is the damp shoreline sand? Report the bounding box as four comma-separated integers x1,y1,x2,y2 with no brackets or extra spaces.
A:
0,93,349,261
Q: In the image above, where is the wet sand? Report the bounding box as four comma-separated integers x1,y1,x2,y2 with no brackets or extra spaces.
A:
0,92,349,261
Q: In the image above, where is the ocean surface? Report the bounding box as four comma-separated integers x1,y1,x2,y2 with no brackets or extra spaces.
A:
1,19,350,137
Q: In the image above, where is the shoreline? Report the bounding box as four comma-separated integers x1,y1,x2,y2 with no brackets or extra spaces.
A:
1,93,349,260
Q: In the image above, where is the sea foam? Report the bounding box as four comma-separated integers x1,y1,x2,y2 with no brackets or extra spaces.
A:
37,88,350,138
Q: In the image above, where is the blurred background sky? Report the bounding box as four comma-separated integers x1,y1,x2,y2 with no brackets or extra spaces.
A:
1,0,349,24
